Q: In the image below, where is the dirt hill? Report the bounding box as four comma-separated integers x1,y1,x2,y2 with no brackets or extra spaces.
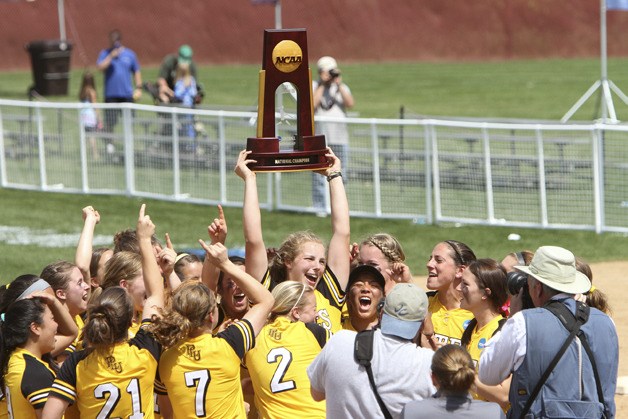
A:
2,0,628,71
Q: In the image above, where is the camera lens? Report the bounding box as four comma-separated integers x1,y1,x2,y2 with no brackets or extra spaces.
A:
507,271,528,295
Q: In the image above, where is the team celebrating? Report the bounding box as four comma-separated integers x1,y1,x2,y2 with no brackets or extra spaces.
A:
0,149,618,418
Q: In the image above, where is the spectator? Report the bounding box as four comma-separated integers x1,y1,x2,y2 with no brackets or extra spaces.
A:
308,283,435,419
156,45,201,104
479,246,618,418
311,56,354,215
173,62,199,138
96,29,142,152
78,72,103,160
401,345,505,418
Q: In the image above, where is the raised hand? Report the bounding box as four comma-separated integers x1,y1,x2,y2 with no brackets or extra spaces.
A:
199,240,229,268
208,205,228,245
158,233,177,277
235,149,257,180
137,204,155,240
314,147,340,176
82,205,101,224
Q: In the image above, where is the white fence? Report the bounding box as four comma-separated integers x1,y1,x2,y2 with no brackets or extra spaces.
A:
1,99,628,233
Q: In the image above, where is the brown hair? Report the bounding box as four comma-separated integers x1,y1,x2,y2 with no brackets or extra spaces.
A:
576,257,611,315
431,344,476,393
467,258,509,313
113,229,161,254
268,231,324,283
101,251,142,290
149,281,216,349
360,233,405,263
79,72,97,102
40,260,78,292
443,240,476,267
84,287,133,349
174,253,202,281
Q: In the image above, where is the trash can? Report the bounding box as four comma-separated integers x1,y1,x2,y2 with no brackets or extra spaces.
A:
26,40,72,96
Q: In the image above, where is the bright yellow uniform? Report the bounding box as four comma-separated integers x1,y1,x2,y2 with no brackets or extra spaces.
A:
428,292,474,346
245,317,327,418
49,327,161,418
263,267,345,334
157,319,255,419
5,348,56,418
464,315,506,402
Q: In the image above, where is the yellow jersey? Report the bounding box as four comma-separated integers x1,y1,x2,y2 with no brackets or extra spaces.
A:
5,348,56,418
263,267,345,334
428,292,474,346
157,319,255,419
245,317,327,419
49,327,161,418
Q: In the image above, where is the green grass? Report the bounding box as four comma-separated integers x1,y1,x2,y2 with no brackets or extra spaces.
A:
3,57,628,119
2,58,628,283
0,187,627,284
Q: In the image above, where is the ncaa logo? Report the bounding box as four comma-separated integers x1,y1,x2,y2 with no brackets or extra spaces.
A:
463,319,472,330
478,338,487,349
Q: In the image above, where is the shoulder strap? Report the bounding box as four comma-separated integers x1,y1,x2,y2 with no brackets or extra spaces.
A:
519,301,590,419
354,330,392,419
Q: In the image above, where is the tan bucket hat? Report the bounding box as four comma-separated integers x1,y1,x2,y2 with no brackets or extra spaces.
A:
514,246,591,294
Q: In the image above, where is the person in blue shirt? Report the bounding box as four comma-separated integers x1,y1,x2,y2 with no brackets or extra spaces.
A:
96,29,142,152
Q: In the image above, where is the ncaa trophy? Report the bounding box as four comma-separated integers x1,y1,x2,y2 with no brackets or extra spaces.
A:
246,29,328,171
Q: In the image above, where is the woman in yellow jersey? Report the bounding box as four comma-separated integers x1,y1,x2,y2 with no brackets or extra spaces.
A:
246,281,327,418
150,240,274,419
354,233,413,293
43,204,165,419
1,284,78,418
425,240,476,346
236,148,351,334
40,260,91,361
458,258,510,409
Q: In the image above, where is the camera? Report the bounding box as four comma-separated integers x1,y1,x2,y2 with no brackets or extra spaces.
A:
507,271,535,310
507,271,528,295
329,68,341,78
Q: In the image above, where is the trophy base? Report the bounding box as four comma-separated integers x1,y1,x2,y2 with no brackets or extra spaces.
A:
246,136,329,172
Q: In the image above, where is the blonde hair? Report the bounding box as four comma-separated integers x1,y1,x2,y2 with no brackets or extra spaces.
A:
431,344,476,393
269,231,324,283
101,251,142,290
149,281,216,348
269,281,314,321
361,233,405,263
575,257,612,315
40,260,78,292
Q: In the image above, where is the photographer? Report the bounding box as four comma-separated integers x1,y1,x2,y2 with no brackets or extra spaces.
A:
311,56,354,215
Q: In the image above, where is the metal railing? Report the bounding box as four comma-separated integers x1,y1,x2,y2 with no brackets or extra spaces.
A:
1,99,627,233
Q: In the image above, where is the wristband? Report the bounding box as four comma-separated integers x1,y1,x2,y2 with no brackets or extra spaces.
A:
327,171,342,182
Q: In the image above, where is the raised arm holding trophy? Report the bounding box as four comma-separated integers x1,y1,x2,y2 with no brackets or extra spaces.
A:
246,29,329,172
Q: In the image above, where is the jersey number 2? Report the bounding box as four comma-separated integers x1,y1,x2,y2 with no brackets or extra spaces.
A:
184,369,211,417
94,378,143,419
267,347,296,394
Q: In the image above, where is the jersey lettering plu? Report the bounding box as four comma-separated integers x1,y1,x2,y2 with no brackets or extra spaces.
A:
245,317,327,418
49,326,161,418
262,267,345,334
428,293,474,346
157,319,255,419
5,348,56,418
